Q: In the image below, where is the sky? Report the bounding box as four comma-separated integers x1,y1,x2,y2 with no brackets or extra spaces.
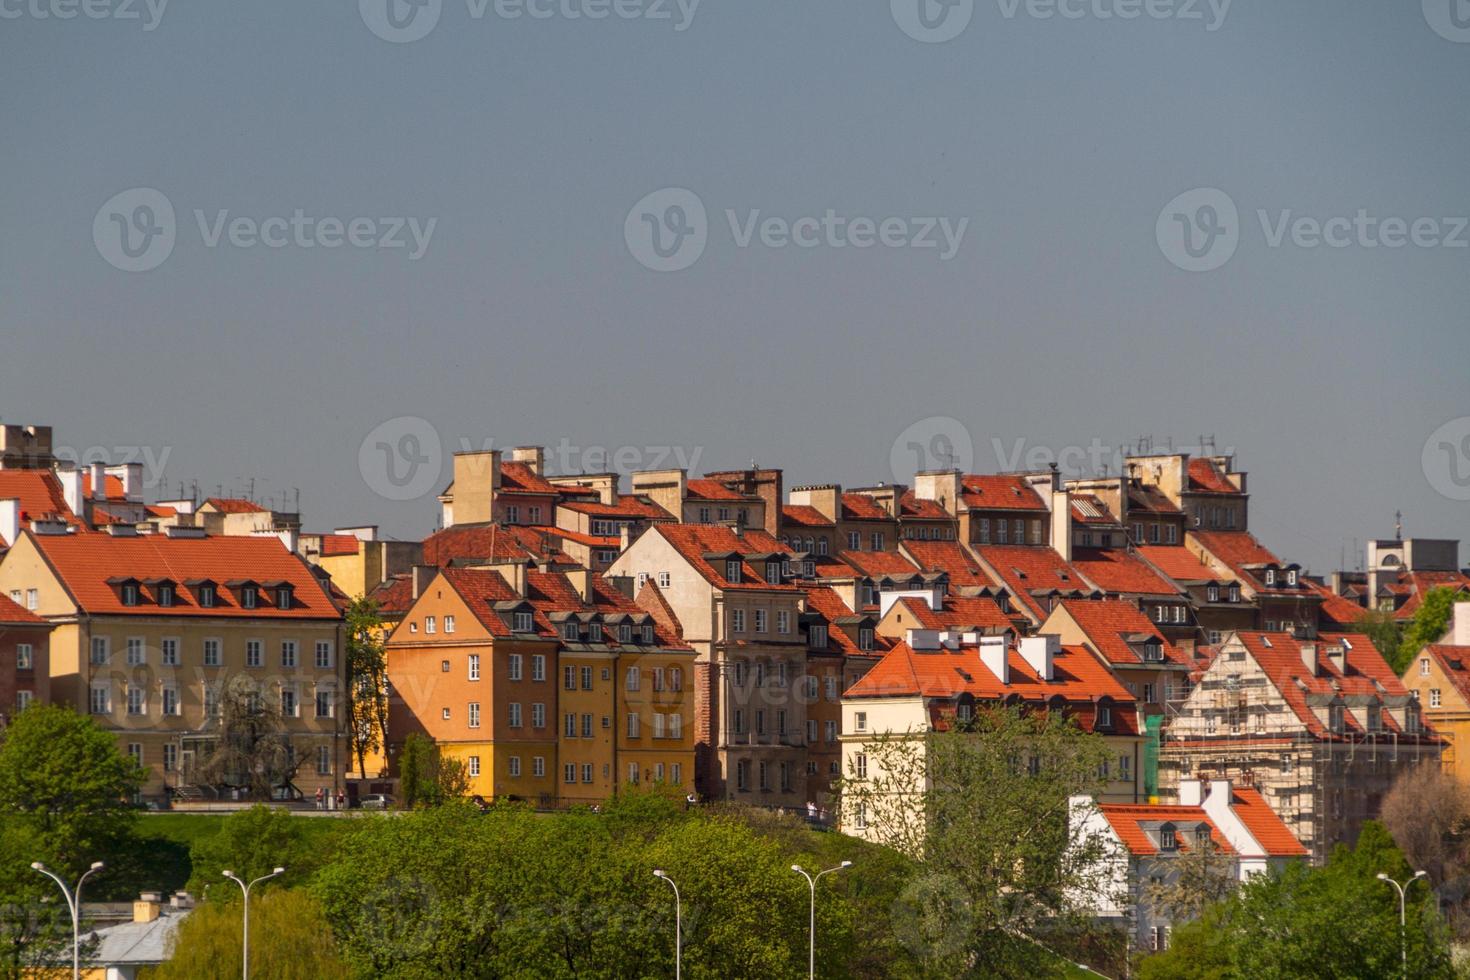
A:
2,0,1467,574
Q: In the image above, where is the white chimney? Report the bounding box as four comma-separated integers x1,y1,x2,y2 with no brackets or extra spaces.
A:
59,468,84,516
277,528,300,554
0,498,18,547
90,461,107,501
979,635,1009,683
1453,604,1470,646
1021,634,1059,681
1197,778,1258,856
115,463,143,502
1177,777,1204,806
1051,489,1072,561
1299,642,1319,676
906,628,941,651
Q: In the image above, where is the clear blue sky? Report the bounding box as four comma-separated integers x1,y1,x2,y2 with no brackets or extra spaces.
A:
3,0,1467,572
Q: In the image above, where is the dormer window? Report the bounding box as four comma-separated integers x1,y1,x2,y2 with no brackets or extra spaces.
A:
1195,826,1211,848
1228,585,1240,603
1143,641,1163,663
121,583,139,606
241,587,257,610
642,624,655,644
1096,703,1112,730
514,611,534,632
809,624,829,649
1287,569,1298,586
726,559,741,583
1366,703,1382,733
589,623,603,643
276,585,293,608
1206,585,1219,603
158,583,174,607
766,562,781,585
199,584,216,608
858,627,874,652
619,624,632,644
562,622,579,641
1159,824,1177,851
1329,703,1345,733
1265,569,1276,586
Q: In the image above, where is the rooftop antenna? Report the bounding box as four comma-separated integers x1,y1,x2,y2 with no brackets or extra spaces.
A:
1395,510,1403,541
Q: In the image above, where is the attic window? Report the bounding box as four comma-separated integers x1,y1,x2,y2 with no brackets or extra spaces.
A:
1206,585,1219,603
589,623,603,643
1265,570,1276,586
240,586,258,610
1096,703,1112,729
121,583,139,606
1195,826,1211,848
562,622,579,641
1143,641,1163,663
157,583,174,607
766,562,782,585
642,624,655,643
1287,569,1298,586
726,560,741,583
276,585,293,608
1159,824,1177,851
198,584,216,608
1229,585,1240,602
619,623,633,644
514,611,534,632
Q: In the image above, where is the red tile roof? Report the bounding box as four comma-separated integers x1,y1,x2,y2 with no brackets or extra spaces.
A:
318,534,361,557
653,524,799,591
367,573,414,617
202,497,266,514
497,461,561,496
1097,803,1234,856
782,504,834,528
803,586,887,657
0,593,47,625
1187,458,1243,495
557,497,671,520
845,638,1139,735
839,549,921,579
901,539,999,591
972,545,1095,621
0,470,82,537
81,473,126,501
960,474,1049,512
1306,580,1368,629
889,595,1014,635
1230,786,1309,857
900,492,952,521
1127,483,1183,516
25,531,339,619
1420,645,1470,709
1136,545,1221,584
1070,547,1181,597
841,494,895,522
1393,572,1470,620
1070,494,1120,526
1190,531,1308,596
423,523,571,566
685,479,758,502
1056,598,1188,667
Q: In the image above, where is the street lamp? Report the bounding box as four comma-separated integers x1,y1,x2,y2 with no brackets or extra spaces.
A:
1377,870,1428,979
791,861,851,979
223,867,284,980
30,860,104,980
652,870,681,980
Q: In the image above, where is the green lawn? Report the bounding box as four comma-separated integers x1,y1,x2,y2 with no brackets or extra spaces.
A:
132,812,347,894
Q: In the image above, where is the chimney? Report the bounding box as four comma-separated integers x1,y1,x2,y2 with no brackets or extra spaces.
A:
163,524,207,539
133,894,162,924
620,525,633,551
1051,489,1072,560
568,567,593,604
449,451,500,527
489,559,527,596
1452,603,1470,646
1020,634,1059,681
906,628,941,651
979,635,1009,683
277,527,300,554
510,446,545,476
0,499,18,547
1326,643,1347,675
411,564,436,600
788,484,840,523
913,470,962,516
90,461,107,501
1177,777,1203,806
112,463,144,502
58,468,84,516
1299,641,1319,676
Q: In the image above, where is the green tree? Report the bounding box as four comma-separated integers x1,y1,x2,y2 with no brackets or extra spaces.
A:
1358,606,1402,669
836,705,1118,978
1396,587,1470,674
345,596,389,779
397,733,467,809
145,888,351,980
1139,821,1455,979
189,678,298,799
1138,839,1239,926
185,806,316,896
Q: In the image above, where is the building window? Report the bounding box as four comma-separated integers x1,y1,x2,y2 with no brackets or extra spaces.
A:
809,624,828,648
205,687,220,717
531,702,545,728
90,684,110,715
582,763,594,783
581,666,593,690
508,702,522,727
281,686,298,717
533,757,545,778
121,583,139,606
25,588,38,611
163,744,177,772
514,611,533,632
754,609,767,633
1159,825,1177,851
162,686,180,716
425,615,436,635
1431,689,1443,708
245,640,261,668
469,654,481,681
318,745,333,776
855,711,868,732
316,689,333,718
160,637,179,667
858,628,874,651
731,609,745,633
509,756,522,777
509,654,523,681
589,623,603,643
15,643,32,671
126,637,144,666
241,587,257,610
658,571,672,589
642,624,655,643
468,702,481,728
627,712,640,738
626,666,641,691
532,655,546,681
1421,658,1431,677
565,713,577,738
444,615,455,634
315,641,333,669
582,713,593,738
90,636,110,665
281,641,298,668
441,660,450,672
127,686,145,716
565,763,577,784
1097,705,1112,729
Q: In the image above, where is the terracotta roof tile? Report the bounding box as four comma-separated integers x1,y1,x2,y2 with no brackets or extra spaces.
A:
1097,803,1234,857
1056,598,1188,667
901,539,999,590
1229,786,1309,857
1187,459,1243,495
1136,545,1221,584
0,592,47,625
1071,547,1181,597
959,475,1049,512
972,545,1095,621
781,504,834,528
202,497,266,514
839,550,921,579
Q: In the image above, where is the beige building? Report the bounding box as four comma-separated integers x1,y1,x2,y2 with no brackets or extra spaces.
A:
0,526,344,801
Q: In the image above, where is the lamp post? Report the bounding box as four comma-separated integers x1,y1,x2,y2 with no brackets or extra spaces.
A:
652,870,681,980
791,861,851,979
1377,870,1428,979
223,867,284,980
30,860,104,980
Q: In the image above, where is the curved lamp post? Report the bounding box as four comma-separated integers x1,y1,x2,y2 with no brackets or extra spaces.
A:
223,867,284,980
791,861,851,979
1376,870,1428,979
30,860,104,980
653,869,681,980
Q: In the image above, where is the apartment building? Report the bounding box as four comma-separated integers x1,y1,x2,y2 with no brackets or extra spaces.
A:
0,527,345,801
1400,606,1470,783
1188,531,1324,635
631,469,769,532
1129,453,1249,533
1158,630,1440,862
1136,544,1255,646
608,523,811,806
0,592,52,721
840,630,1146,843
385,563,695,803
